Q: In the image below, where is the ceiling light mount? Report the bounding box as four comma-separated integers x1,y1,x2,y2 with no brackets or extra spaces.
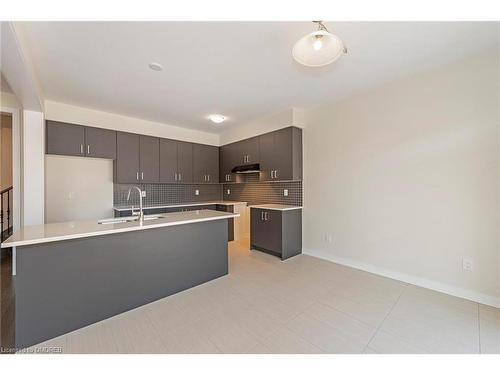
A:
293,21,347,67
148,62,163,71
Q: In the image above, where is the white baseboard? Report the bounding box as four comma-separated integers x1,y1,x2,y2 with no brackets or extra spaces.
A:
303,247,500,309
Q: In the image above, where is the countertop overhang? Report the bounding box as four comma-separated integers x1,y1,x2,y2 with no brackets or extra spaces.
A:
113,201,247,212
1,210,240,248
248,204,303,211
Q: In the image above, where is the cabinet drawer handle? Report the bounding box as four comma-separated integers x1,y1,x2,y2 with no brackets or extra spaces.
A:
264,212,268,221
261,211,264,221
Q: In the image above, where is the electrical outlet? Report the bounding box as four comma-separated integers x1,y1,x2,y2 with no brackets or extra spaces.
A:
462,258,473,272
141,191,146,198
195,189,200,196
227,189,231,195
284,189,288,196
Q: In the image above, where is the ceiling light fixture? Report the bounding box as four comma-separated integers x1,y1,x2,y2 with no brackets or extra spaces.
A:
208,114,226,124
292,21,347,67
148,62,163,71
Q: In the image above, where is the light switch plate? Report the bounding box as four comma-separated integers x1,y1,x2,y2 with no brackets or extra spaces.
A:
141,191,146,198
284,189,288,196
195,189,200,196
227,189,231,195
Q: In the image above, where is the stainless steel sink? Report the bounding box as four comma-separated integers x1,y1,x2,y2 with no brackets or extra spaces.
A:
98,215,165,225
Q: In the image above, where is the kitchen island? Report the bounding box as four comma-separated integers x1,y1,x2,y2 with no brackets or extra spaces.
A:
1,209,238,349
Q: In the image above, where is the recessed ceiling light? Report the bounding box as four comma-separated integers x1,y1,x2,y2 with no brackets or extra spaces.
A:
148,62,163,71
208,114,226,124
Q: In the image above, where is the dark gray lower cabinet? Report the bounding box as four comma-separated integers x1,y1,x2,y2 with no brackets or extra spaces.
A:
216,205,234,241
250,208,302,260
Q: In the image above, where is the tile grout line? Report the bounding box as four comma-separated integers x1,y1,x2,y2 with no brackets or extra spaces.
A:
363,283,407,352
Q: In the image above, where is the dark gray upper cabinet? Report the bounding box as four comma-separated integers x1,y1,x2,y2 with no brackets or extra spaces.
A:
139,136,160,183
46,120,85,157
258,127,302,181
159,139,193,183
177,141,193,183
234,137,259,165
46,121,117,159
219,142,238,183
205,145,219,183
115,132,140,184
84,127,116,159
193,144,219,183
159,138,178,183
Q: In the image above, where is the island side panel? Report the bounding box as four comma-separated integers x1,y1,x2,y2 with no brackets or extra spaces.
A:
14,219,228,349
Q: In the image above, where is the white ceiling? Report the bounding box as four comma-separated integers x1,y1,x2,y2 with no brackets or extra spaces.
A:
18,22,499,133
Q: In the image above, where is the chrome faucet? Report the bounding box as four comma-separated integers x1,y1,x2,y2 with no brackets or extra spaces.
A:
127,186,144,223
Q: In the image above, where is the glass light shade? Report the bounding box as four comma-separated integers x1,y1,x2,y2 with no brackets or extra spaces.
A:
208,114,226,123
292,30,344,67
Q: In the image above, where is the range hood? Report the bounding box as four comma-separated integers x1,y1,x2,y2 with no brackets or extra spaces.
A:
231,163,260,174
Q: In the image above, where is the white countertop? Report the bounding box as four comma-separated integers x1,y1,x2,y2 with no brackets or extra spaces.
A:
249,204,302,211
113,201,247,211
1,210,239,248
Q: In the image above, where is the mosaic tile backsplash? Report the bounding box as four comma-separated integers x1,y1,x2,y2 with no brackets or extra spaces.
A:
114,177,303,207
223,180,302,206
114,183,223,207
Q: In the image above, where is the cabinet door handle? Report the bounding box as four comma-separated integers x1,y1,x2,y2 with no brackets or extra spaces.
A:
275,170,278,179
80,144,83,154
179,173,182,181
136,172,139,180
264,212,268,221
87,145,90,155
261,211,264,221
208,175,210,182
174,172,177,181
141,172,144,180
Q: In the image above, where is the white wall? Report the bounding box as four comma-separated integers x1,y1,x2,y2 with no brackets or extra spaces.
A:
45,155,114,223
303,51,500,307
44,100,219,146
219,108,305,145
1,92,20,108
21,110,44,226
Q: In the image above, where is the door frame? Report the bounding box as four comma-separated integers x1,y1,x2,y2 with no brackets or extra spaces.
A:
1,106,21,231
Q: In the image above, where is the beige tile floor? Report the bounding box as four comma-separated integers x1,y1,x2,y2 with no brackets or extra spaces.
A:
31,240,500,354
